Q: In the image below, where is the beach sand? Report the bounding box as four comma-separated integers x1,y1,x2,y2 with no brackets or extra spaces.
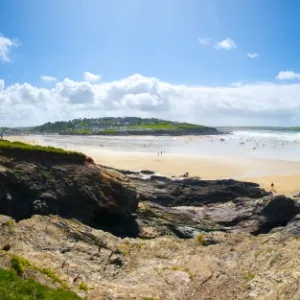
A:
5,135,300,196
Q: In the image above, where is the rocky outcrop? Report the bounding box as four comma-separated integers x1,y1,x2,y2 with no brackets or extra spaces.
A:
0,153,138,237
2,149,300,299
137,195,300,239
1,214,300,300
123,173,300,238
131,175,269,206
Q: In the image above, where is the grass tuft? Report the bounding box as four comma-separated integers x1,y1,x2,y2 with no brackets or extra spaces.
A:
8,254,69,289
244,272,256,281
78,282,88,291
195,233,209,246
10,257,26,276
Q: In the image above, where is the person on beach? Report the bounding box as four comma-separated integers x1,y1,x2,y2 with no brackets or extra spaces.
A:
270,182,275,194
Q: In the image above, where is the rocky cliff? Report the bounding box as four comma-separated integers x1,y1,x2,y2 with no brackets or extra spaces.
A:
1,143,300,299
0,142,138,237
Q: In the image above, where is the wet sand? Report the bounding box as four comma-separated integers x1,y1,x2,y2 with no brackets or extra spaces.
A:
5,135,300,196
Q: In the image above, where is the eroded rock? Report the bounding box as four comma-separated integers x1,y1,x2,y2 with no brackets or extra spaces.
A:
0,155,138,237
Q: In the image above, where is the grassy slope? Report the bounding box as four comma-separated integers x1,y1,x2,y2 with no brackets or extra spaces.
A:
0,140,85,160
128,123,204,130
30,118,208,134
0,268,80,300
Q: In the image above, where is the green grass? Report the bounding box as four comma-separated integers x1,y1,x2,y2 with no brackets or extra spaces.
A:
78,282,88,291
11,257,25,276
9,255,69,289
0,268,80,300
128,122,204,131
195,233,209,246
38,268,69,289
73,129,93,134
103,129,117,134
0,140,85,160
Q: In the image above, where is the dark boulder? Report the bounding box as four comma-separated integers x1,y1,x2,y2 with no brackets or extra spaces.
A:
132,176,269,207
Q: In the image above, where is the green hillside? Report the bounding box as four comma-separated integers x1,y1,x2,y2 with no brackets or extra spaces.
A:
1,117,219,135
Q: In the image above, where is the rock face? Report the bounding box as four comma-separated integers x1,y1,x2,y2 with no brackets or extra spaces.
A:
2,215,300,300
0,153,138,237
127,174,300,238
131,175,269,206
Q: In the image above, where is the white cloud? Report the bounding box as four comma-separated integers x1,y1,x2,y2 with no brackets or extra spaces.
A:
247,53,259,59
198,37,211,45
41,75,57,82
84,72,101,82
0,79,4,93
276,71,300,81
214,38,237,50
0,34,20,62
1,74,300,127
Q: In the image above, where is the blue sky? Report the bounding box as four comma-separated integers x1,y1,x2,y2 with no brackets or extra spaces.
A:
1,0,300,126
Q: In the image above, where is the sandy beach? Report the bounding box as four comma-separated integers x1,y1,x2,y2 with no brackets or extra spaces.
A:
6,134,300,196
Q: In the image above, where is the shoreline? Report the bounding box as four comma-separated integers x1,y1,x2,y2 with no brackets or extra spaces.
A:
5,135,300,196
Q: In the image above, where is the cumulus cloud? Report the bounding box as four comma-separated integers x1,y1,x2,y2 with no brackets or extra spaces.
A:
198,37,211,45
41,75,57,82
0,79,4,93
0,34,20,62
276,71,300,81
247,53,259,59
84,71,101,82
1,74,300,127
214,38,237,50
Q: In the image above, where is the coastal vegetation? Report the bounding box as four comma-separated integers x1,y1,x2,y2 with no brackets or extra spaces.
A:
0,268,80,299
0,117,216,135
0,140,86,161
